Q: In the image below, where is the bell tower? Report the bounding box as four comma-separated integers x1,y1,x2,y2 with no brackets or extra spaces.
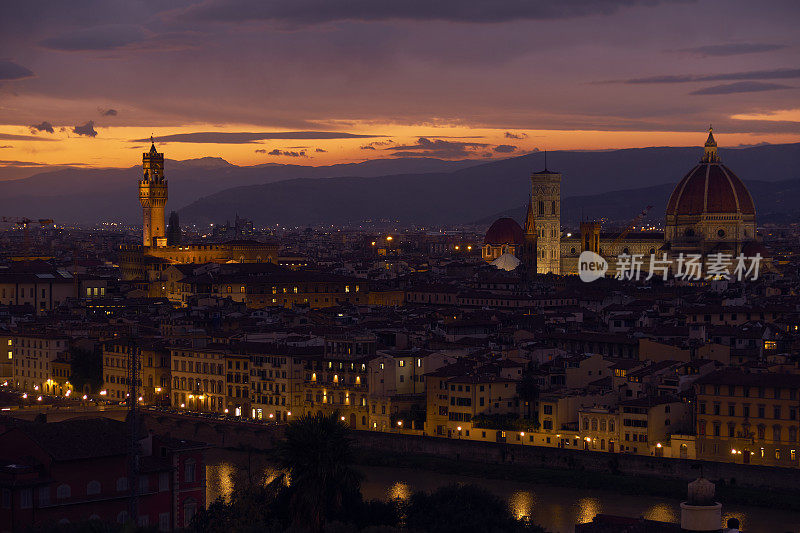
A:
139,136,168,247
530,165,561,274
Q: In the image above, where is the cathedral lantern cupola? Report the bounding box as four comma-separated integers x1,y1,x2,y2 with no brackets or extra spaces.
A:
702,125,720,163
139,135,168,247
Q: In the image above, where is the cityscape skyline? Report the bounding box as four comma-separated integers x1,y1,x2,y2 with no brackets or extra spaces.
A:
1,2,800,533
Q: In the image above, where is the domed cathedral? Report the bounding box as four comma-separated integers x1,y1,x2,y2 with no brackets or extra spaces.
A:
120,139,280,282
664,127,758,257
558,128,764,277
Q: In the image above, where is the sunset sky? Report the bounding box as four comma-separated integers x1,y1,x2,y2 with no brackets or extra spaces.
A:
1,0,799,176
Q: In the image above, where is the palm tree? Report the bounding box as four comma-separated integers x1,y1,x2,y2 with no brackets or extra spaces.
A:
273,411,364,532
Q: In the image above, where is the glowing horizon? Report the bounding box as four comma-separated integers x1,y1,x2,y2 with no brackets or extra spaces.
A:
1,122,798,174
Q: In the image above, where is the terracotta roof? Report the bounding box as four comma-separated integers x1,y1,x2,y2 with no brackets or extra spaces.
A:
666,162,755,216
484,217,524,245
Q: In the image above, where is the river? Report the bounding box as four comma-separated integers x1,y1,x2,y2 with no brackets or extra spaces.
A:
205,449,800,533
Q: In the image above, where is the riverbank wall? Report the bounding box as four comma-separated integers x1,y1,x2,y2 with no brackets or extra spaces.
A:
139,413,798,493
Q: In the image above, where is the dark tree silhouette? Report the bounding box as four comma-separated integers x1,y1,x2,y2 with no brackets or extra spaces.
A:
274,411,364,532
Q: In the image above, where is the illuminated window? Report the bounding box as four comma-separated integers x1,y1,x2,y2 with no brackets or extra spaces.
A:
764,341,777,350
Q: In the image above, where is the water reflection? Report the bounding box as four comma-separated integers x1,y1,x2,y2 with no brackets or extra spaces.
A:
388,481,411,501
205,450,283,503
644,502,678,523
206,461,236,502
509,491,535,520
205,450,800,533
575,497,600,524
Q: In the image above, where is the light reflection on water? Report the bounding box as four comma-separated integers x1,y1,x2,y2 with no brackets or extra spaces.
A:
388,481,411,501
509,490,535,520
205,453,282,503
575,497,600,524
644,502,678,523
205,450,800,533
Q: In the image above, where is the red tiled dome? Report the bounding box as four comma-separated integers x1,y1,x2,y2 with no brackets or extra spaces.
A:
667,129,755,218
666,162,755,217
484,217,524,245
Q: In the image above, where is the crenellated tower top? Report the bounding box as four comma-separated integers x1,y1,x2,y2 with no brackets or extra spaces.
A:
139,136,168,247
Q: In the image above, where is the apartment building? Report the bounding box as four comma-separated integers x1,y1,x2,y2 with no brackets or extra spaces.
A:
169,345,227,413
11,334,70,393
102,338,170,404
695,370,800,467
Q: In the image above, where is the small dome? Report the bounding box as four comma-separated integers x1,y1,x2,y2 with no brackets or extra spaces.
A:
491,252,521,271
484,217,524,245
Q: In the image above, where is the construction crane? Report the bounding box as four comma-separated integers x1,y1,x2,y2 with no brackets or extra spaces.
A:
608,205,653,257
0,217,54,255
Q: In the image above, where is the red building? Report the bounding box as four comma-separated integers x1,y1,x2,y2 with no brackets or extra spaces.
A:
0,416,207,532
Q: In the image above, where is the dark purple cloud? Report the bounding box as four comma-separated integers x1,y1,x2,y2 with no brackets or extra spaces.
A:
675,43,787,57
390,137,488,158
360,140,395,150
134,131,385,144
72,121,98,137
0,59,33,80
690,81,792,95
30,121,54,133
615,68,800,84
0,145,12,149
184,0,681,24
100,108,118,116
315,148,327,152
268,149,307,157
493,144,517,153
0,133,57,142
504,131,527,140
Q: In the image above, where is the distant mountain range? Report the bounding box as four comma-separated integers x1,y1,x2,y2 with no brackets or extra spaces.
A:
180,143,800,227
0,157,478,224
0,143,798,226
